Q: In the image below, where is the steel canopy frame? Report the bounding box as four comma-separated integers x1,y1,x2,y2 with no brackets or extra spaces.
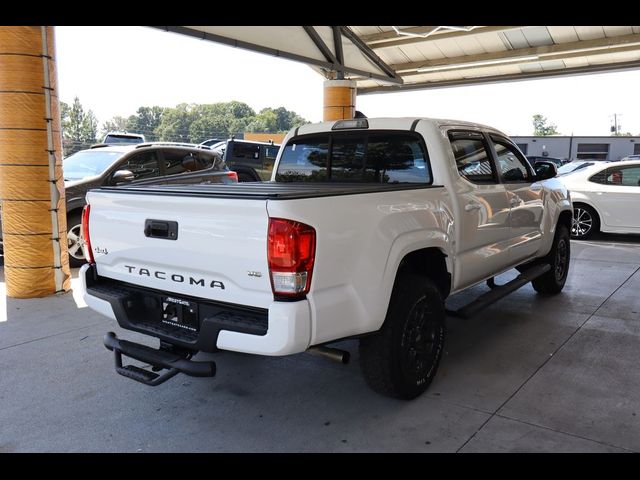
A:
150,25,403,85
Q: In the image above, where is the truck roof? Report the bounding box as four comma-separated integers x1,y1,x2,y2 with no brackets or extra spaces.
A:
294,117,506,138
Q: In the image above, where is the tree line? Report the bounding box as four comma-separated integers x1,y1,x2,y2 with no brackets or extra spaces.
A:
60,97,309,155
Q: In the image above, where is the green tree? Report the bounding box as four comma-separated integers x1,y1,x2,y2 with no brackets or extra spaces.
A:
532,114,559,136
126,106,165,141
101,116,129,137
246,106,308,133
155,103,195,142
61,97,99,155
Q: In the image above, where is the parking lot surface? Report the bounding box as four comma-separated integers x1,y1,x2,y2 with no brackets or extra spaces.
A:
1,233,639,452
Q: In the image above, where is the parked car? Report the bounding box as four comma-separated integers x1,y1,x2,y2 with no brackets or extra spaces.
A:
79,117,571,399
199,138,226,148
102,131,146,144
621,154,640,161
527,155,563,168
209,138,280,182
557,160,608,176
0,142,236,268
560,160,640,239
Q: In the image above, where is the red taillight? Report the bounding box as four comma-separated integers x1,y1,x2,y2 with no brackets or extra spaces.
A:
227,171,238,182
81,204,94,264
267,218,316,299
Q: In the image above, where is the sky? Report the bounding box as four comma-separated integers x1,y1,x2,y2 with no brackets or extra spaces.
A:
55,26,640,137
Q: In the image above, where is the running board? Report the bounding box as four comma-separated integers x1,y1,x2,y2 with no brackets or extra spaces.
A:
446,264,551,319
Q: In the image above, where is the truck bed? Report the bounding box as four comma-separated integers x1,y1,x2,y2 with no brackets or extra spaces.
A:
97,182,442,200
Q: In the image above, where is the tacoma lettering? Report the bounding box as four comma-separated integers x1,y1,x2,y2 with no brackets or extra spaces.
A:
123,265,225,289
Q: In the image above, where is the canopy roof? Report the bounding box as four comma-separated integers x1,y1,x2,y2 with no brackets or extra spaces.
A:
152,26,640,94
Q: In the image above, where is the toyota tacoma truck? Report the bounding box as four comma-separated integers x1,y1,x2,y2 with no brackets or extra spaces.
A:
78,117,572,399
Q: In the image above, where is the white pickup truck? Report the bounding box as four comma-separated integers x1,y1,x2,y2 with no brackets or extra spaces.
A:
79,117,572,399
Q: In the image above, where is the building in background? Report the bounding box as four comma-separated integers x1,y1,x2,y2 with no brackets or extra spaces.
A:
512,136,640,162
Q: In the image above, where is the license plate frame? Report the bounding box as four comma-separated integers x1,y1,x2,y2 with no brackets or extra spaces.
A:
161,296,199,333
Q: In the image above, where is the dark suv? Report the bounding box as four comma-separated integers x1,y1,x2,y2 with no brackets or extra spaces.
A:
0,142,236,267
210,139,280,182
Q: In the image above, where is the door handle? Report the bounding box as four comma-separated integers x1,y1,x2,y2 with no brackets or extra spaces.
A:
465,203,482,211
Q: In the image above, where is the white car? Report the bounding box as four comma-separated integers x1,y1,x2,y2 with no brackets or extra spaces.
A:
561,160,640,239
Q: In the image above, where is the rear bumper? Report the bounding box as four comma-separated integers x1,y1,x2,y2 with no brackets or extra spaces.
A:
79,264,311,355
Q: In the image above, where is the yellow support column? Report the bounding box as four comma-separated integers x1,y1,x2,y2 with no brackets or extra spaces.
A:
0,26,70,298
323,79,356,121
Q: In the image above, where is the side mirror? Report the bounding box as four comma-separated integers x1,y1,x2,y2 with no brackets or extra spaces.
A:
533,161,557,181
111,169,135,185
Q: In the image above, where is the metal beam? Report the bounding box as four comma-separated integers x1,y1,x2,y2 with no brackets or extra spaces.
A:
150,26,403,84
359,26,438,43
357,59,640,94
392,32,640,75
363,26,524,49
302,26,340,67
339,26,400,80
333,26,344,79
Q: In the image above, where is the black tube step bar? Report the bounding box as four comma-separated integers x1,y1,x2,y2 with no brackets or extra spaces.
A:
446,264,551,319
104,332,216,386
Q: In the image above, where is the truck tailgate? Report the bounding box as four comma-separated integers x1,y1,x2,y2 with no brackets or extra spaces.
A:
86,189,272,308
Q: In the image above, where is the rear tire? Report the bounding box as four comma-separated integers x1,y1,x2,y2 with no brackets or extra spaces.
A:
571,204,599,239
66,213,86,268
359,274,446,400
532,224,570,295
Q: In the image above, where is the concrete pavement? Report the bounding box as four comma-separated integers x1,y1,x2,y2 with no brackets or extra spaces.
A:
1,233,639,452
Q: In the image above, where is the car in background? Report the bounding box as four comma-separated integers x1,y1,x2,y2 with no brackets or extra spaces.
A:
560,160,640,239
526,155,564,168
557,160,608,176
209,138,280,182
0,142,237,267
102,131,146,144
621,154,640,161
199,138,226,148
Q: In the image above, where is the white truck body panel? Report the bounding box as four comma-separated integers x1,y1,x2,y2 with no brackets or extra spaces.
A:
87,191,273,307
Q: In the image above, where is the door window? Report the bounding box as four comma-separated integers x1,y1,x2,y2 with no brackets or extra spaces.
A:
115,152,160,181
604,166,640,186
448,131,497,184
491,137,532,183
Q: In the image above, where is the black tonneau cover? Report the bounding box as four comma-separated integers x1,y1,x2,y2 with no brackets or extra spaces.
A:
96,182,442,200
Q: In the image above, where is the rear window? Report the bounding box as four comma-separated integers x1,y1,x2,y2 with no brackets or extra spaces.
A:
276,132,430,184
104,135,144,144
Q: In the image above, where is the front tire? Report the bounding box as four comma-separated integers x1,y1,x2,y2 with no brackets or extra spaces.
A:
532,224,570,295
572,204,599,239
66,213,86,268
359,274,446,400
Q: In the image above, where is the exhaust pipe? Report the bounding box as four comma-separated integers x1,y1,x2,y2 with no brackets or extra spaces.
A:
306,345,350,364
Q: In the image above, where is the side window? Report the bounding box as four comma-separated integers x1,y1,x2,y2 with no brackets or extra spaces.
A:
491,137,532,183
264,146,279,161
116,152,160,181
589,168,608,185
163,150,197,175
449,131,497,184
233,142,260,160
605,166,640,186
276,135,329,181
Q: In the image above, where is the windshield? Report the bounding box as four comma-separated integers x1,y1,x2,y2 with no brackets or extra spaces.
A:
63,150,125,180
558,161,592,175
